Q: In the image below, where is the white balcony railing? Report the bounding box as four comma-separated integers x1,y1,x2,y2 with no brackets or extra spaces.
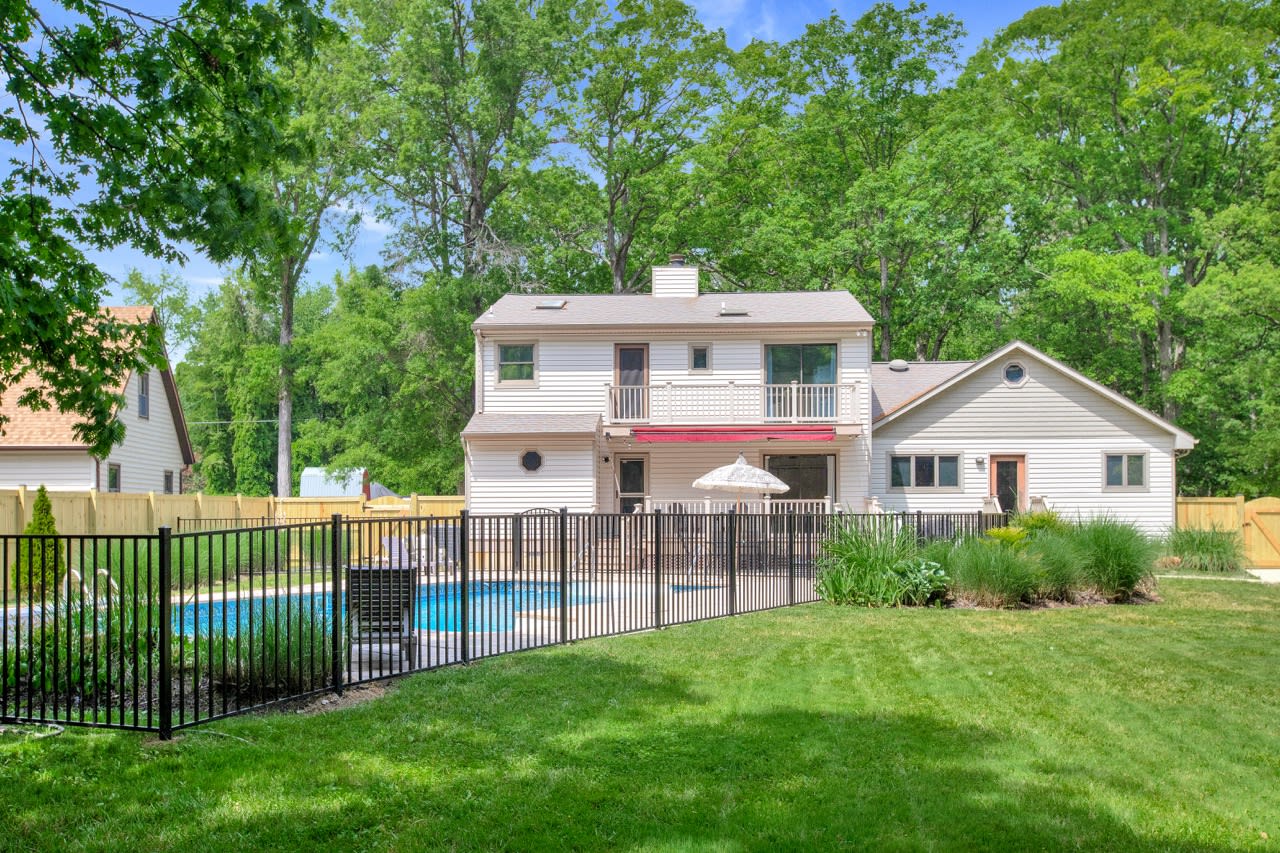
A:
646,497,834,514
604,382,859,425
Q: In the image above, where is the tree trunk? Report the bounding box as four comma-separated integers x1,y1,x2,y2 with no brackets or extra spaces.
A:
276,260,295,498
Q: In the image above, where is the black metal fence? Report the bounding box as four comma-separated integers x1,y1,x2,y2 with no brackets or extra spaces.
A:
2,509,1003,736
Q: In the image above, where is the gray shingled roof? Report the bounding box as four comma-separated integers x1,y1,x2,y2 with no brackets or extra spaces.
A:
473,291,874,331
870,361,973,421
462,412,601,437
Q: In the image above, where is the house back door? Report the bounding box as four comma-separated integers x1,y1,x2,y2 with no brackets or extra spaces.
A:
990,455,1025,513
615,344,648,420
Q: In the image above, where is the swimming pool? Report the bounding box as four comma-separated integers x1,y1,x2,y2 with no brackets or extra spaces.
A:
178,581,600,635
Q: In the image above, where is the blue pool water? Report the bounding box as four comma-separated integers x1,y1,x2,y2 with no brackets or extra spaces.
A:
178,581,599,635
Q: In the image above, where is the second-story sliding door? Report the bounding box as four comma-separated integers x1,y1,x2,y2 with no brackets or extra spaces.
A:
615,344,649,421
765,344,836,420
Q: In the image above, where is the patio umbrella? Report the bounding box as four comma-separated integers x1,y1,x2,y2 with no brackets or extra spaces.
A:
692,453,790,511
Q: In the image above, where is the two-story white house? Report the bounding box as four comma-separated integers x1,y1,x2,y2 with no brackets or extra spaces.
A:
464,261,1195,533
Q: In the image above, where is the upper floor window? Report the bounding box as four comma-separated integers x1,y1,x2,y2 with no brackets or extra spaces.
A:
1104,453,1146,489
498,344,535,383
890,454,960,489
138,372,150,418
689,343,711,372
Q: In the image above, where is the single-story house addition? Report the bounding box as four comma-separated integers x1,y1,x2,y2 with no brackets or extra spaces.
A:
0,306,194,495
463,260,1194,534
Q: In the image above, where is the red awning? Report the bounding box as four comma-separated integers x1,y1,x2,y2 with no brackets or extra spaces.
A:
630,425,836,443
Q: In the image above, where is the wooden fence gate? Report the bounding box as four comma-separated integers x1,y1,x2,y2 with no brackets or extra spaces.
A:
1177,496,1280,568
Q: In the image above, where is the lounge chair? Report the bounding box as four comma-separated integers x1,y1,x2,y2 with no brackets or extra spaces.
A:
347,562,416,667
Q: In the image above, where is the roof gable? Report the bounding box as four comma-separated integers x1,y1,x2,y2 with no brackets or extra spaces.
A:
872,341,1196,450
0,306,195,463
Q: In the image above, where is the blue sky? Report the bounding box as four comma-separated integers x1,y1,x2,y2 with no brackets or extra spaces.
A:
85,0,1051,305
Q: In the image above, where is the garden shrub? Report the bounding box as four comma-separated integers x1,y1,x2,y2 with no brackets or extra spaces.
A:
816,521,931,607
11,485,62,598
947,539,1039,607
1027,531,1083,601
1165,526,1244,573
984,526,1029,548
1071,518,1156,599
195,605,334,700
918,538,956,570
1013,510,1069,538
893,558,949,606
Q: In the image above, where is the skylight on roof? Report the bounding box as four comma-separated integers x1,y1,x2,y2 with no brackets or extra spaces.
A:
719,301,748,317
536,299,567,310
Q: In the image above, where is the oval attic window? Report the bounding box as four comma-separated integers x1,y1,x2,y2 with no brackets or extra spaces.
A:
520,450,543,472
1003,362,1026,386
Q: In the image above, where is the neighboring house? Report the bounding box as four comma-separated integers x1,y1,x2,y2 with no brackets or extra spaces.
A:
0,306,194,494
462,260,1195,532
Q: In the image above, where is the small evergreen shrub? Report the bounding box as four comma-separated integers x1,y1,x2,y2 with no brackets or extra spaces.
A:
948,539,1039,607
1071,518,1157,599
1165,527,1244,573
11,485,61,599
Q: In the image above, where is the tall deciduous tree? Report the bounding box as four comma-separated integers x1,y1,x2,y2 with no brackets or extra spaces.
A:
977,0,1279,419
0,0,327,454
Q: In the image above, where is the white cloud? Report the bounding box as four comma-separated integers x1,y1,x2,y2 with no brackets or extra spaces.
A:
329,202,393,236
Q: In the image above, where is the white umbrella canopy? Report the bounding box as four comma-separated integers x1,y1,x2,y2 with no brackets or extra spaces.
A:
692,453,790,496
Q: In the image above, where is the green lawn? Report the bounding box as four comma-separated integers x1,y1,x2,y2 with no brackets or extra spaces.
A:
3,580,1278,851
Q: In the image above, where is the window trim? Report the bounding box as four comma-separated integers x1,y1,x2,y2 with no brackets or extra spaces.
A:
887,453,963,491
1102,451,1149,492
107,463,121,493
496,342,538,385
1002,361,1028,388
519,449,544,474
688,342,712,373
137,371,150,419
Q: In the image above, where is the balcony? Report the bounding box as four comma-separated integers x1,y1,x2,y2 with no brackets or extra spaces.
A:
603,382,860,425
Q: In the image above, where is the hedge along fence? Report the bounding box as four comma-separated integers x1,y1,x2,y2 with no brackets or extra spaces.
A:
0,489,465,537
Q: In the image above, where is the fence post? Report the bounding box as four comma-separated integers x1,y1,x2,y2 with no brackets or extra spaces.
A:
787,511,796,606
459,510,470,664
330,513,344,696
559,507,569,644
512,513,522,574
157,525,173,740
653,509,663,629
728,508,737,617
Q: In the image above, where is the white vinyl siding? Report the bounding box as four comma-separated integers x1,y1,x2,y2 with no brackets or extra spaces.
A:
101,368,187,494
0,452,96,490
871,359,1177,534
466,438,596,513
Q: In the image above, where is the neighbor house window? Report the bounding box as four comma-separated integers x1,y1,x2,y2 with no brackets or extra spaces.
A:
1104,453,1146,489
498,344,535,382
520,450,543,472
1003,362,1027,387
890,455,960,489
689,343,711,372
163,470,174,494
138,372,150,418
108,464,121,493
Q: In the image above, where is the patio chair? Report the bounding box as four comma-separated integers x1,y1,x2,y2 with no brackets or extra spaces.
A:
414,524,460,574
346,563,416,667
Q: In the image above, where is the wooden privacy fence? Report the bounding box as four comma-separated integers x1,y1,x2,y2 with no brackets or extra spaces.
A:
0,488,464,537
1177,496,1280,568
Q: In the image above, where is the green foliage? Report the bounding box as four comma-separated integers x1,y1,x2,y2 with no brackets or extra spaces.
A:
816,521,947,607
1012,511,1069,538
1070,519,1157,600
12,486,61,599
1165,527,1245,574
192,605,334,700
984,526,1029,549
0,0,330,455
1027,532,1084,601
947,539,1039,608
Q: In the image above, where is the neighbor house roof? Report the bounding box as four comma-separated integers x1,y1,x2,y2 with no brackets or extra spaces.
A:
870,361,972,421
473,291,874,332
0,306,195,462
462,412,601,438
872,341,1197,450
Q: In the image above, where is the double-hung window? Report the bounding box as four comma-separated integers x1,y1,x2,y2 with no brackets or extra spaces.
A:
890,454,960,489
1104,453,1146,489
497,344,535,383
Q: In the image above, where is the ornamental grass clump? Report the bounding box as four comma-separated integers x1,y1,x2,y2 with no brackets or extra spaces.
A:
195,605,334,700
947,539,1039,608
816,520,944,607
1027,531,1084,601
1071,518,1157,600
1164,526,1244,573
